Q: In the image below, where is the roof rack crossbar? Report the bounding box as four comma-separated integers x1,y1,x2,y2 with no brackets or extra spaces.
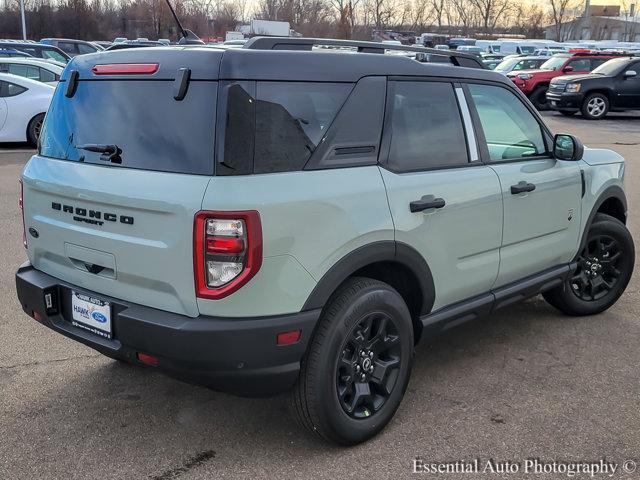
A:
243,37,483,68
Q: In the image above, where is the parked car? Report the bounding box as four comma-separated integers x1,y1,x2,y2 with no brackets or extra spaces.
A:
482,59,502,70
547,56,640,119
456,45,483,56
92,41,112,49
481,53,506,61
0,48,33,58
0,73,53,145
507,52,624,109
39,38,101,57
494,55,547,75
0,58,63,86
105,40,165,51
0,42,69,64
15,39,633,446
434,44,449,50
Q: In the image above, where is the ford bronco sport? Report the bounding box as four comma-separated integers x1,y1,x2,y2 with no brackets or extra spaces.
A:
16,38,634,445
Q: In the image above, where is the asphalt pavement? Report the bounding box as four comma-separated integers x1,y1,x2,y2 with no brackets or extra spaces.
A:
1,112,640,479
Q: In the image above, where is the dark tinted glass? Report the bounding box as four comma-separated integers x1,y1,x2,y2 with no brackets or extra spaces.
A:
220,81,352,175
39,68,56,82
388,81,468,171
254,82,351,173
40,80,217,174
0,81,27,97
568,58,591,71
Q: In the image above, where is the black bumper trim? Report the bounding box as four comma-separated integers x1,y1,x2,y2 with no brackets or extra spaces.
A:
15,263,320,397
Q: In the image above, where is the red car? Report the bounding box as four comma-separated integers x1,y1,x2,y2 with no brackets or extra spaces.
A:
507,52,624,109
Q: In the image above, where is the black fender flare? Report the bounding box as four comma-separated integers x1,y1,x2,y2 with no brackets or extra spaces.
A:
578,184,627,252
301,241,436,315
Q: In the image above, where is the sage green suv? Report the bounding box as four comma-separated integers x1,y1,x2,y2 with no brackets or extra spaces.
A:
15,38,633,445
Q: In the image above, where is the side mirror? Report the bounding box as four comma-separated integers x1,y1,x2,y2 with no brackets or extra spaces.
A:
624,70,637,78
562,65,574,72
554,134,584,161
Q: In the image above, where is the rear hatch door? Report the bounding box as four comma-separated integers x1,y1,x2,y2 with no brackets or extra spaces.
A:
22,47,222,317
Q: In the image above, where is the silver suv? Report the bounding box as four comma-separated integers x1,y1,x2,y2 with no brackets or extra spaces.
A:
15,38,634,445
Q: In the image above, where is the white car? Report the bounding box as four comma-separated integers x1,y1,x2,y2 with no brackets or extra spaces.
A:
0,58,63,86
0,73,54,145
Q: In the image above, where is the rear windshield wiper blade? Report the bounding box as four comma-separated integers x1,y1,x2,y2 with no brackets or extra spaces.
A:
76,144,123,164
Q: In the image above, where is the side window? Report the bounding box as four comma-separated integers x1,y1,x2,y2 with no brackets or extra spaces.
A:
219,81,352,175
387,81,468,171
0,81,27,97
568,58,591,71
78,43,97,54
58,42,77,54
39,68,56,83
591,58,609,69
42,49,67,63
468,83,546,161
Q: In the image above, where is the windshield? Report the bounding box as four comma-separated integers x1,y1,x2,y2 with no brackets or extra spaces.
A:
592,57,632,76
495,58,520,72
540,56,569,71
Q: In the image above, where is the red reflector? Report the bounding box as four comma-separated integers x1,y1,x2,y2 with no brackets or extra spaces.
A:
33,311,43,322
206,237,245,255
277,330,301,346
92,63,159,75
137,352,159,366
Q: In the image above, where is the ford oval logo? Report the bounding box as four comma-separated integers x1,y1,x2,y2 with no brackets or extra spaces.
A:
91,311,107,323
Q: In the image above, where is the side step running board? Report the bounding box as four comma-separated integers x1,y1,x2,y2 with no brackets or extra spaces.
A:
420,263,576,337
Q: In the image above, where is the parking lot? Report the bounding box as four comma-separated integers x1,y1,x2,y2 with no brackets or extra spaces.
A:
1,112,639,479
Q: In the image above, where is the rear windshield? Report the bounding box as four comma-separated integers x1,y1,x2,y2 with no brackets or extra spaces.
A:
40,80,217,175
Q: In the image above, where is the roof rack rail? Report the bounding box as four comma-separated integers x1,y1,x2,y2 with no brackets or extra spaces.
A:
243,37,485,69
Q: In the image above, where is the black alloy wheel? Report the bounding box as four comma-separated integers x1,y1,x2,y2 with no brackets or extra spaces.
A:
336,312,401,419
571,234,622,302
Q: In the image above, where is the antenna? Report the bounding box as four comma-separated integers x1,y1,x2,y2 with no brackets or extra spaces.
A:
164,0,204,45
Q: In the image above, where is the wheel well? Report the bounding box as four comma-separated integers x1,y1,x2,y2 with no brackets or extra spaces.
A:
596,196,626,224
26,112,45,138
352,261,424,343
585,89,611,102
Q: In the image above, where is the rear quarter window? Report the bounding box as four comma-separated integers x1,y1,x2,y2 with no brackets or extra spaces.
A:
40,80,217,175
219,81,352,175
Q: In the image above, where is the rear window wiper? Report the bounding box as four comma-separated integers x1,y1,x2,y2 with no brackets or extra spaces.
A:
76,144,123,164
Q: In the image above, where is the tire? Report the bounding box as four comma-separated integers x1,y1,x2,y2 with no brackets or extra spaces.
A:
559,110,576,117
543,213,634,316
290,277,414,445
530,86,549,110
27,113,45,147
581,93,609,120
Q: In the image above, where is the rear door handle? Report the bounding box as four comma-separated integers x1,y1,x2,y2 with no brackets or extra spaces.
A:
410,196,446,213
510,181,536,195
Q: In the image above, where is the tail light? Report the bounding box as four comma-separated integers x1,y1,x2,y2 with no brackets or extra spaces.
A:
194,211,262,299
19,179,26,248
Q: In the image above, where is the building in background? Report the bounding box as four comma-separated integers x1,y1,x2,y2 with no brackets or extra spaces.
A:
545,4,640,41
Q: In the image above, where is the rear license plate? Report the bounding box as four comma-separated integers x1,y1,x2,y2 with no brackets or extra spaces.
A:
71,291,112,339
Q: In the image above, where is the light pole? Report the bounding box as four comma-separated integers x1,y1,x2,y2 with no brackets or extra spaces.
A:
19,0,27,40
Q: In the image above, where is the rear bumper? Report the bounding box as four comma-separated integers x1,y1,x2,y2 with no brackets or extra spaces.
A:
15,263,320,397
547,92,582,111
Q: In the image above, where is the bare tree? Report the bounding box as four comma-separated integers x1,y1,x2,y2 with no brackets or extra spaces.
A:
468,0,511,33
548,0,578,41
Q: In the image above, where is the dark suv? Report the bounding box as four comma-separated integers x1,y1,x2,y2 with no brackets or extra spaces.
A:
548,56,640,119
